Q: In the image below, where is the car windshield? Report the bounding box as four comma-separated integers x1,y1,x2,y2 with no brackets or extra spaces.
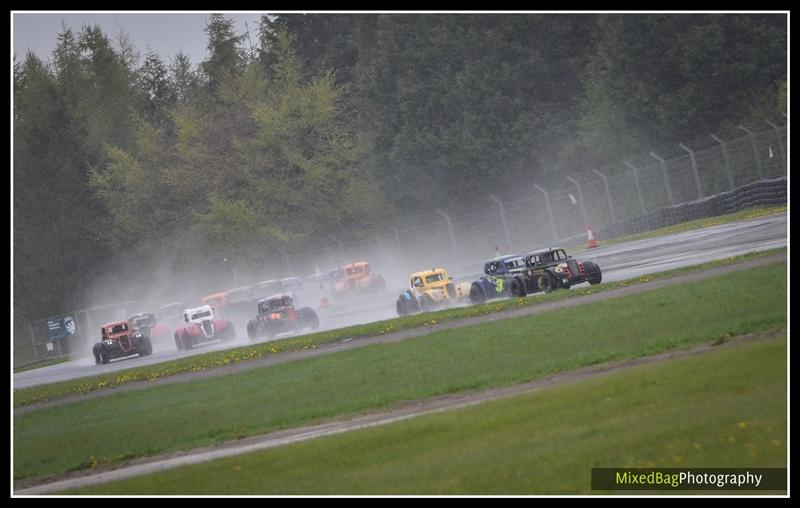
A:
426,273,445,283
191,310,212,320
109,323,127,333
269,298,291,310
132,316,153,328
506,258,525,269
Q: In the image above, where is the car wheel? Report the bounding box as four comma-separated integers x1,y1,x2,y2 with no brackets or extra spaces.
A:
140,336,153,356
420,293,436,312
396,298,408,317
301,308,319,331
538,272,557,293
469,283,485,305
247,320,259,341
585,261,602,285
510,276,528,297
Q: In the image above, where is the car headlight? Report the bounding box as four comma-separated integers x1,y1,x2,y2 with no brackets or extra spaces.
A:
104,340,114,346
562,278,568,284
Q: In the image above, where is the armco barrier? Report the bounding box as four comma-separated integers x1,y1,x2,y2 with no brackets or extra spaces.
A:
596,177,786,242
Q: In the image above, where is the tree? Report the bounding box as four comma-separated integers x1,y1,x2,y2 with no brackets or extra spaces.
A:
352,14,597,208
138,49,172,123
578,14,787,161
200,13,246,94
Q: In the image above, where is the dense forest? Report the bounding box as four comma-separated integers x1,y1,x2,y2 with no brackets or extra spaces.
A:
13,13,786,330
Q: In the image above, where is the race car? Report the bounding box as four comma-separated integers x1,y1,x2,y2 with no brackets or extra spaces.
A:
254,277,308,304
173,304,236,350
128,312,158,335
147,302,184,345
396,267,471,316
246,293,319,340
92,319,152,365
468,254,528,305
330,261,386,296
509,247,602,295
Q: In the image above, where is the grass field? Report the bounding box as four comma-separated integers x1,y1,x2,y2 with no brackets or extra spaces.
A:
13,247,785,408
14,261,787,482
64,333,787,494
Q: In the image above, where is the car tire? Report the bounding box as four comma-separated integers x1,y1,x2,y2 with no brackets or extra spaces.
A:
420,293,436,312
396,298,408,317
510,276,528,298
182,332,194,350
139,336,153,356
538,272,557,293
174,331,184,351
299,307,319,331
585,261,602,285
247,319,259,341
469,283,486,305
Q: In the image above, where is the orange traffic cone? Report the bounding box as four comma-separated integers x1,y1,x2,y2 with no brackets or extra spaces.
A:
587,224,598,248
319,282,331,308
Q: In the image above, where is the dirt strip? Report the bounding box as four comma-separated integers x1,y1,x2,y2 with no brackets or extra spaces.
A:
14,252,786,416
14,329,785,495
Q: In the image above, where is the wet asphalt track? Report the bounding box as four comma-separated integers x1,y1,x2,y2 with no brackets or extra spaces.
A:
14,213,786,390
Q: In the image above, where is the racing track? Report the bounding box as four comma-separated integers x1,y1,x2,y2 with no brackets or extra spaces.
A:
13,213,787,390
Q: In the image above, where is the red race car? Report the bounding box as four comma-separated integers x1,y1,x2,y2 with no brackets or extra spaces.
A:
246,293,319,341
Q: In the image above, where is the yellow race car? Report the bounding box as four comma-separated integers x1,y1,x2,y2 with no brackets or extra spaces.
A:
396,268,471,316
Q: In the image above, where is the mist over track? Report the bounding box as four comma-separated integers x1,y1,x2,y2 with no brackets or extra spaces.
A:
13,213,786,390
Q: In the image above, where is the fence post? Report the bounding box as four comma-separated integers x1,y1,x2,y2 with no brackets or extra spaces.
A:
281,249,293,275
565,175,589,228
648,151,675,206
678,143,704,198
737,124,765,180
765,120,786,173
533,183,559,243
489,194,513,252
591,169,617,224
28,319,39,362
436,209,459,266
710,134,735,190
623,161,647,215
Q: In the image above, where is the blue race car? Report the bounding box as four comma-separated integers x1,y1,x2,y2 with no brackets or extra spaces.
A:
468,254,527,305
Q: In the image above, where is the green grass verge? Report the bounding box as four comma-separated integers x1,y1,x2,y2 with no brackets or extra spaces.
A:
65,333,787,495
14,356,71,374
570,205,786,253
14,262,787,481
13,247,785,408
